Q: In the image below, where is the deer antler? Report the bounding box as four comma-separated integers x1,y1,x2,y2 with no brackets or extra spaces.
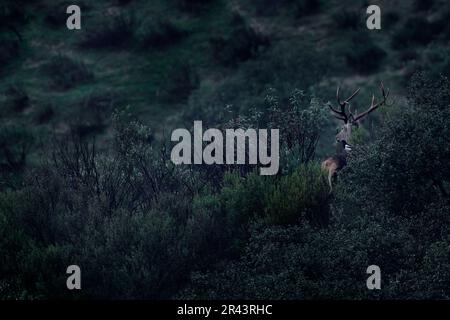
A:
353,82,389,122
328,87,361,123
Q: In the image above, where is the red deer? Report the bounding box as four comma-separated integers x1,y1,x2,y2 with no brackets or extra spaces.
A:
322,82,389,192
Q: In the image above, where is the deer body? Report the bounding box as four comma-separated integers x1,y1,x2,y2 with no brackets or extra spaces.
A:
322,83,389,192
321,154,346,192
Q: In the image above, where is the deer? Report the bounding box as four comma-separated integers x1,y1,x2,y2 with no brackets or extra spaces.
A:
321,82,389,192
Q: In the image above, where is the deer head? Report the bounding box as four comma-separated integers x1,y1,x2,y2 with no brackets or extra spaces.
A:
322,82,390,193
328,82,389,149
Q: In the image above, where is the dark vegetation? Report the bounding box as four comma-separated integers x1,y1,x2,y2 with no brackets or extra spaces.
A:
1,0,450,299
42,55,94,90
79,13,136,49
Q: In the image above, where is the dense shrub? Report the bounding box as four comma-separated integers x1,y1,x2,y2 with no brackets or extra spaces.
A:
209,13,269,67
265,164,329,225
247,0,287,16
345,33,386,74
42,55,93,90
187,40,330,125
79,13,135,49
173,0,216,13
391,17,434,49
384,11,400,28
414,0,434,12
332,10,360,30
69,92,116,136
180,74,450,299
0,117,213,298
339,73,450,216
430,8,450,42
421,46,450,79
0,123,33,172
269,90,328,165
2,85,29,113
137,20,187,49
159,63,199,104
33,104,55,124
247,0,320,17
0,1,27,41
293,0,321,18
0,33,20,71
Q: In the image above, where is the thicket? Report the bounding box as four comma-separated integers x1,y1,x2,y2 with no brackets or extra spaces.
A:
180,73,450,299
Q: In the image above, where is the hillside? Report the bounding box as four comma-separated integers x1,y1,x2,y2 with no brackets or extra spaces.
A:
1,0,450,300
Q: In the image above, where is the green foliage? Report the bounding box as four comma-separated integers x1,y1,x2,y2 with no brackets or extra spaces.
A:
137,20,187,49
42,55,93,90
293,0,321,18
267,90,328,166
0,116,213,298
265,163,329,225
414,0,434,12
4,0,450,301
0,33,20,71
69,92,117,136
339,73,450,216
421,45,450,79
209,13,269,67
79,13,135,49
173,0,216,13
33,104,55,124
159,63,199,104
180,73,450,300
2,84,29,114
392,17,434,49
0,123,33,172
186,40,331,124
332,10,360,30
345,33,386,74
247,0,321,17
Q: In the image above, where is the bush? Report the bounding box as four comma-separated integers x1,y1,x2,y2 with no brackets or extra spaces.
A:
294,0,321,18
0,115,218,298
414,0,434,12
2,85,29,113
179,216,414,299
69,92,116,136
79,13,135,49
265,164,329,225
421,46,450,79
392,17,434,49
186,40,330,125
338,72,450,217
269,90,328,165
209,13,269,67
173,0,215,12
384,11,400,28
42,55,93,90
247,0,320,17
33,104,55,124
0,123,34,172
345,33,386,74
178,73,450,300
137,20,187,49
332,10,360,30
430,9,450,42
0,34,20,71
0,1,27,42
159,63,199,104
